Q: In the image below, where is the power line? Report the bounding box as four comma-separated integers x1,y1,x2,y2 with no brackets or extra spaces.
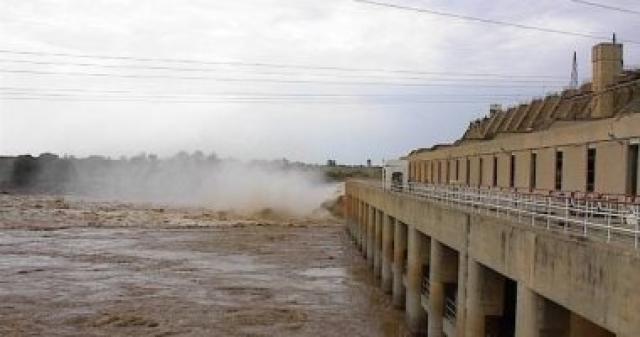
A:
353,0,640,44
0,58,567,83
570,0,640,15
0,95,505,105
0,49,564,79
0,68,563,89
0,87,536,98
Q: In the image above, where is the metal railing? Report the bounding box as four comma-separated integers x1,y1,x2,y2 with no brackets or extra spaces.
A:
385,182,640,250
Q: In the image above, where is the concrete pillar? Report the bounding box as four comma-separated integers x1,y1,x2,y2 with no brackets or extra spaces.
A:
456,246,468,337
351,197,357,241
374,209,383,279
357,200,362,247
393,221,407,308
353,198,359,246
381,215,394,293
360,202,368,257
515,283,541,337
346,196,353,239
357,201,363,250
428,241,445,337
406,226,428,335
367,206,375,268
465,259,485,337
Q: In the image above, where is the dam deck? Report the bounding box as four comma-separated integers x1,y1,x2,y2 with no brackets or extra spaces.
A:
345,180,640,337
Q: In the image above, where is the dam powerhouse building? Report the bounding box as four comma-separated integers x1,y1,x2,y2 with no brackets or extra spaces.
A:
345,42,640,337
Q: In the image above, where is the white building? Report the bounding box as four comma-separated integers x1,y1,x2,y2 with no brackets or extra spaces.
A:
382,159,408,190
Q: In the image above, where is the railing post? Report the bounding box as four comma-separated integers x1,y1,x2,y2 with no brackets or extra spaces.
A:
564,198,569,233
583,201,589,237
517,195,521,223
606,211,611,243
546,197,551,230
531,198,536,227
635,215,639,249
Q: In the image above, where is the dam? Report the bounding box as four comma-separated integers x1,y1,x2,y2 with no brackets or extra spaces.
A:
344,41,640,337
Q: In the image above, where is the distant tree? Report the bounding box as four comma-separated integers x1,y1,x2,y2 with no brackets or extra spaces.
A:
191,150,205,162
173,151,190,162
206,151,219,162
130,152,148,164
11,155,39,188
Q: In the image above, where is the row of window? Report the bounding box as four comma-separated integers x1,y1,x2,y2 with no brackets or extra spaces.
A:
409,144,640,195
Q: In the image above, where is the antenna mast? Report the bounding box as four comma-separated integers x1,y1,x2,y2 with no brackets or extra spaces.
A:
569,51,578,89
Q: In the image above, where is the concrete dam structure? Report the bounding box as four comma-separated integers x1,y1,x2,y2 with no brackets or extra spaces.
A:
344,42,640,337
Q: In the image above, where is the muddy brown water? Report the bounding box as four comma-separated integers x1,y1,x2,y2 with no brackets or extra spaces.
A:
0,195,410,337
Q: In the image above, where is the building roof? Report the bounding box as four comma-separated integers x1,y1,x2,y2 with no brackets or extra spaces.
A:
411,70,640,157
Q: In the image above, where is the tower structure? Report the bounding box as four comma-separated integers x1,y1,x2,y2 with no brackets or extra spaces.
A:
569,51,578,89
591,42,623,118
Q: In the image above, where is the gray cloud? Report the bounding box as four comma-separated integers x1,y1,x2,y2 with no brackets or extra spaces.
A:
1,0,638,164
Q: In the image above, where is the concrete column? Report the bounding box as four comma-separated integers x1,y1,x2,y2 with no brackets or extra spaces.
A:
347,196,357,239
392,221,407,308
428,241,445,337
515,283,541,337
456,245,468,337
367,206,375,268
381,215,394,293
374,209,383,279
406,226,428,335
355,199,360,245
346,196,353,239
351,197,357,241
361,202,367,256
465,259,485,337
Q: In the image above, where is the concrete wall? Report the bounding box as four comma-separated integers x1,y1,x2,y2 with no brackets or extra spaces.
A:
514,151,531,190
560,144,586,192
347,181,640,336
497,153,510,188
595,141,626,194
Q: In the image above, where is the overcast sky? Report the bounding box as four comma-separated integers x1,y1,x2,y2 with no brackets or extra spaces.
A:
1,0,638,164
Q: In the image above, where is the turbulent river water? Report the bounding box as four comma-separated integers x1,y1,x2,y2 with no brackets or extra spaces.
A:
0,194,410,337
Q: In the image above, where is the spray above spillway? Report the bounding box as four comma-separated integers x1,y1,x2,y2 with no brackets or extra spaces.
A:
2,153,343,217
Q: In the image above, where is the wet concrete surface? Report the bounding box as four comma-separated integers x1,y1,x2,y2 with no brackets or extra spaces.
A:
0,195,410,337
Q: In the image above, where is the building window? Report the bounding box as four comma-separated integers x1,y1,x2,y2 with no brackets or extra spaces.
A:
410,162,414,182
431,161,435,183
530,153,537,189
446,161,450,184
426,161,430,182
466,159,471,185
479,158,484,186
492,156,498,187
438,161,442,184
587,147,596,193
422,161,427,182
555,151,564,191
628,144,639,196
509,154,516,188
455,159,460,182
